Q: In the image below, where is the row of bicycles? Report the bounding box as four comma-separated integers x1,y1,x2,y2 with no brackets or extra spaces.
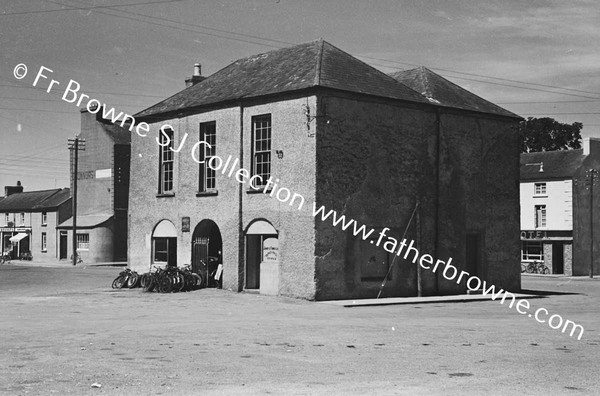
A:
112,263,218,293
521,260,550,274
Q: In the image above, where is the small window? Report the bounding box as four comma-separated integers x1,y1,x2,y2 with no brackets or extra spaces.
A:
534,183,546,195
158,128,174,194
152,237,177,266
4,213,8,226
251,114,271,188
76,233,89,250
41,232,47,252
199,121,217,192
535,205,546,228
19,212,25,226
41,212,47,226
522,241,544,261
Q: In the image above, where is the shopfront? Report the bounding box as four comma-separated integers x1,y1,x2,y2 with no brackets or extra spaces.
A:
520,230,573,275
0,227,31,259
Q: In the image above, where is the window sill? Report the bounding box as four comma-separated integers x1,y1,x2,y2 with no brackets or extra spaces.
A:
246,187,272,195
196,190,218,197
156,193,175,198
533,195,548,198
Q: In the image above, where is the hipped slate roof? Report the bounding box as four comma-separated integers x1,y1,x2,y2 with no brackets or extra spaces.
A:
0,188,71,212
135,40,429,120
520,150,585,181
390,67,520,118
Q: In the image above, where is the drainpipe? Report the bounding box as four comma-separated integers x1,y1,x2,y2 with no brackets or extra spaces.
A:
434,109,441,294
238,103,244,291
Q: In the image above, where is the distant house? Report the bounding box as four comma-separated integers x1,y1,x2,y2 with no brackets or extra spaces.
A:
0,182,71,260
57,107,131,263
520,138,600,276
129,40,521,300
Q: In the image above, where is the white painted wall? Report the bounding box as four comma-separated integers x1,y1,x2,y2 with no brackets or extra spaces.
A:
520,179,572,230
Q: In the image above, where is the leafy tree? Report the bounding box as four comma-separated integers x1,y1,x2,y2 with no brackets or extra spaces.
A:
519,117,583,153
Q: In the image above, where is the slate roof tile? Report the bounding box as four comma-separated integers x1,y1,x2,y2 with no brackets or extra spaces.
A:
0,188,71,212
390,66,520,119
135,40,428,120
520,150,585,180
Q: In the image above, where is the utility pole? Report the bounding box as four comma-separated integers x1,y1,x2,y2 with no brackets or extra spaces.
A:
585,168,597,278
68,137,85,266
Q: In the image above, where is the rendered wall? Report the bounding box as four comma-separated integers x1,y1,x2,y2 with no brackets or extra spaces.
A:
315,94,520,300
128,95,317,298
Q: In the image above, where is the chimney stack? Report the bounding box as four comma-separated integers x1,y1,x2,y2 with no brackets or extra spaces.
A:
5,180,23,197
185,63,206,87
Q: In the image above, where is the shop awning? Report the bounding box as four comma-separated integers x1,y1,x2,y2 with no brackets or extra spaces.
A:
9,233,28,242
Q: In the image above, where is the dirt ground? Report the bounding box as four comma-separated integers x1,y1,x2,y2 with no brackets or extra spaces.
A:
0,265,599,395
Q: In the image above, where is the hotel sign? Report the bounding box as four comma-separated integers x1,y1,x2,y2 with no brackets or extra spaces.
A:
520,230,548,240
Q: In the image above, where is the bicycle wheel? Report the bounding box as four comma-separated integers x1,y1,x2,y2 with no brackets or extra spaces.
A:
112,276,126,289
157,275,172,293
526,263,536,273
127,272,140,288
542,267,550,274
143,275,155,292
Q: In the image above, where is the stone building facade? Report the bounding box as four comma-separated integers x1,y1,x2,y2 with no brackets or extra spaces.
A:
520,137,600,276
129,40,521,300
57,108,130,263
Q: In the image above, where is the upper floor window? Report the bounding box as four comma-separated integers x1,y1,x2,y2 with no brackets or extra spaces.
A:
4,213,8,226
199,121,216,192
251,114,271,188
534,183,546,195
158,128,174,194
535,205,546,228
19,212,25,225
41,211,47,225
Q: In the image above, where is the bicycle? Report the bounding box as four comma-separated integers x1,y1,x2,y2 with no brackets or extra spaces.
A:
112,268,140,289
0,251,11,265
526,260,550,274
70,252,83,264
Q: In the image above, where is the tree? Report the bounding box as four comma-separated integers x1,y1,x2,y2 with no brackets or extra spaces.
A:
519,117,583,153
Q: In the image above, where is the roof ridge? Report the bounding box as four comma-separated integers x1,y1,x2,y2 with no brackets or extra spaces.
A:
314,39,324,86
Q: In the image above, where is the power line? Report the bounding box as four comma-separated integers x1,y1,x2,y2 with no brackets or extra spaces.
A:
1,0,185,16
52,0,600,101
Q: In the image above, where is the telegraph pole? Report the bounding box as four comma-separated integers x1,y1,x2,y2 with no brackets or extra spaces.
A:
68,137,85,266
585,168,597,278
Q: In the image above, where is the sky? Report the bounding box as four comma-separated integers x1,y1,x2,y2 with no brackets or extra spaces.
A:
1,0,599,191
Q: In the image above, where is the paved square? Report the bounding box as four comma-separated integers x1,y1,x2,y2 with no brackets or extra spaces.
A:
1,265,598,395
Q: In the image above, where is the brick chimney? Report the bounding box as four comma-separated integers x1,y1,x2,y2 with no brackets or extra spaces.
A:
5,180,23,197
185,63,205,87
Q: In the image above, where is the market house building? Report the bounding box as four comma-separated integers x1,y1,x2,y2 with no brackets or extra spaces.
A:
130,40,521,300
57,107,131,263
520,137,600,276
0,182,71,260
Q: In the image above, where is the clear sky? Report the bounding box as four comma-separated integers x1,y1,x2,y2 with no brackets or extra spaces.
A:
1,0,599,191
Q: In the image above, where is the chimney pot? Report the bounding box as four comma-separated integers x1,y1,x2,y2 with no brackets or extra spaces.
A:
194,63,201,76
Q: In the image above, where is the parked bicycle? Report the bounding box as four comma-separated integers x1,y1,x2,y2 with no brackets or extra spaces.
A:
138,264,204,293
19,251,33,261
525,260,550,274
112,268,140,289
70,252,83,264
0,250,11,265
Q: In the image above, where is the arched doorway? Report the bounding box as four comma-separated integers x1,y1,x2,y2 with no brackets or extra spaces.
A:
152,220,177,267
191,219,222,287
245,219,278,290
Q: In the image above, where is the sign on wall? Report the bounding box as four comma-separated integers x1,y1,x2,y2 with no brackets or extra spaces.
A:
182,217,190,233
263,237,279,262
